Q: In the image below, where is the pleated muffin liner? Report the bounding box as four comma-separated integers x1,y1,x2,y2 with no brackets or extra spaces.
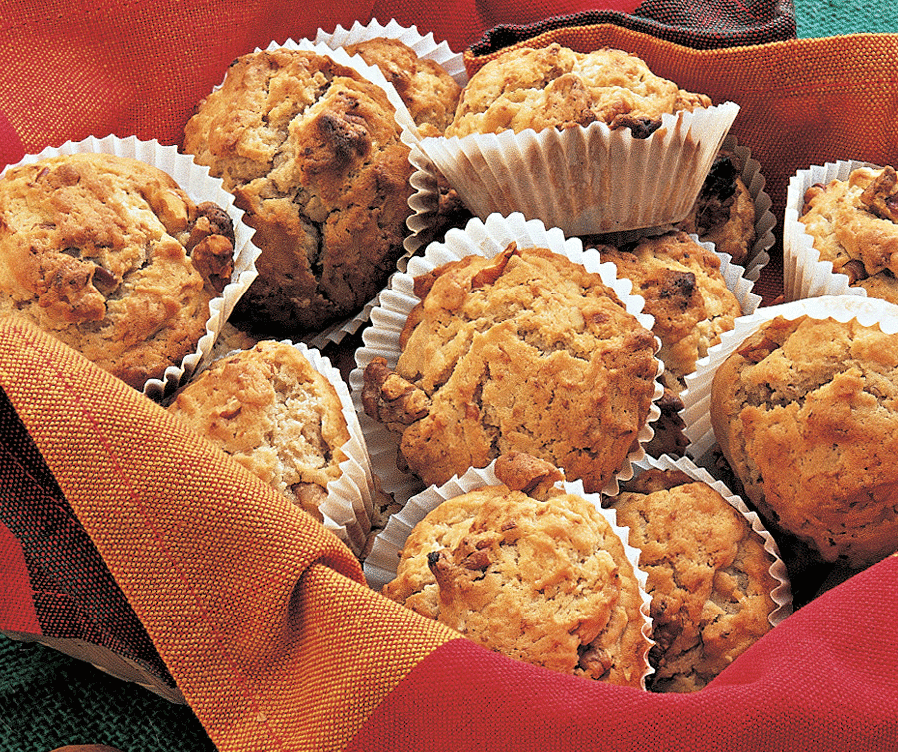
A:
349,211,665,512
411,101,740,237
622,453,793,627
679,295,898,462
364,460,657,690
0,134,261,401
782,159,881,302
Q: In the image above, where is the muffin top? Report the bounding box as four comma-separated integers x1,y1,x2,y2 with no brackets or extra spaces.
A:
710,314,898,566
182,48,414,334
362,243,659,493
593,231,743,395
799,165,898,304
446,43,711,138
0,152,235,389
607,467,778,692
382,452,649,686
166,339,350,520
343,37,461,136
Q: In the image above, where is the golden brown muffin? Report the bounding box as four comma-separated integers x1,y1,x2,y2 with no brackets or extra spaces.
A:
676,150,757,266
590,231,742,457
0,152,235,390
166,340,351,521
606,467,778,692
593,231,742,396
342,37,461,137
710,314,898,567
446,43,711,139
798,165,898,304
362,243,659,493
182,48,414,335
383,452,649,686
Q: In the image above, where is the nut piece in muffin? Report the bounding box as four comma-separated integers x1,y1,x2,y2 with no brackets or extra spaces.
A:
342,37,461,137
182,48,415,336
605,467,778,692
675,150,757,266
710,314,898,568
799,165,898,304
0,152,235,390
587,231,742,456
362,243,659,493
446,43,711,139
166,340,351,522
383,452,650,686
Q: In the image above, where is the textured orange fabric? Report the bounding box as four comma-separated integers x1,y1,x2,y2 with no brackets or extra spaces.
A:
0,318,459,752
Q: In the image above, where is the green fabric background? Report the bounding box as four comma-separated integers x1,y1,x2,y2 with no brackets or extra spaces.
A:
2,4,895,751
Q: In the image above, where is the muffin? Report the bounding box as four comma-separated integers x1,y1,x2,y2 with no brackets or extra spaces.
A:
796,164,898,304
166,339,352,523
586,231,747,456
361,241,659,494
414,42,739,235
675,149,757,266
446,44,710,139
605,466,781,692
182,46,416,336
343,37,461,136
382,452,651,687
709,312,898,568
0,151,236,390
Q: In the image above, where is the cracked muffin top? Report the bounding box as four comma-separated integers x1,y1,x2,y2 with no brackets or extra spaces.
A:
382,452,650,686
591,231,742,396
606,467,778,693
342,37,461,137
361,243,659,493
799,165,898,304
166,339,350,521
710,314,898,567
182,48,415,335
445,43,711,138
0,152,235,389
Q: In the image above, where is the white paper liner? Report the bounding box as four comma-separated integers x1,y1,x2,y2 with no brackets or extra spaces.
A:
0,134,261,400
349,211,665,511
412,101,739,236
680,295,898,461
623,454,792,627
783,159,879,301
364,460,656,689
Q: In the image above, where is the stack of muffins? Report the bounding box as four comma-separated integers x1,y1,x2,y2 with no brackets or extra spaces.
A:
11,18,898,694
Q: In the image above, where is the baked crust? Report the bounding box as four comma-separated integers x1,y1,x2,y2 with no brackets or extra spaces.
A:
362,243,659,492
710,314,898,566
799,165,898,304
166,340,350,521
0,152,234,389
383,452,649,686
183,48,414,334
446,43,711,138
343,37,461,136
608,468,777,692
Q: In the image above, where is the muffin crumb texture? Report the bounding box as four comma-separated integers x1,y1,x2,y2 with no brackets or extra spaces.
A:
710,314,898,567
383,452,649,686
0,152,235,389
